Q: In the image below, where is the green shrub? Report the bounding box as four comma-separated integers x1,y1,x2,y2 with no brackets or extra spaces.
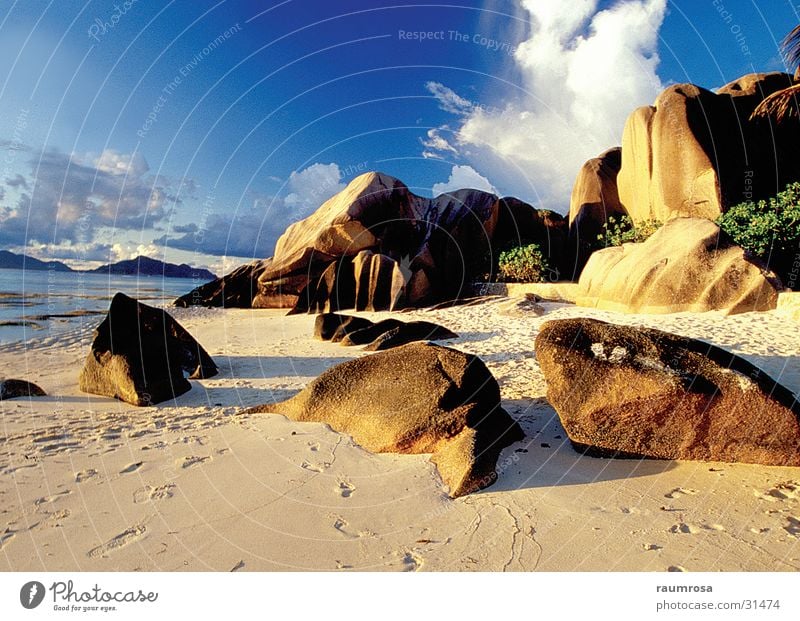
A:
717,182,800,289
596,215,663,248
717,182,800,258
497,243,549,282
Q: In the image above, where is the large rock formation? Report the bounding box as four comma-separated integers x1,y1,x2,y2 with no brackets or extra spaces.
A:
535,318,800,466
568,147,625,257
175,259,270,308
242,172,568,312
617,72,800,223
576,217,781,314
79,293,218,406
246,342,523,497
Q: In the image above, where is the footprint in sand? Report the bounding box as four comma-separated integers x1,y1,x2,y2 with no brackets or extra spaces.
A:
0,528,15,549
34,490,71,507
785,517,800,537
669,523,700,534
761,481,800,502
337,479,355,498
178,456,210,469
301,460,329,473
398,550,423,572
331,516,355,539
119,462,143,474
665,488,699,499
330,515,372,539
75,469,98,483
87,524,146,558
133,484,176,504
307,442,320,452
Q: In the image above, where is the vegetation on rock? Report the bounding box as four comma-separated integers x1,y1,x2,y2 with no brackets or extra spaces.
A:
497,243,550,283
717,181,800,288
596,215,663,248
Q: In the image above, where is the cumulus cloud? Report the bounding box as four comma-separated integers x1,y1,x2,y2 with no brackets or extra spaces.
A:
424,0,666,209
283,162,345,217
0,147,173,249
162,162,347,258
23,241,117,263
432,165,498,196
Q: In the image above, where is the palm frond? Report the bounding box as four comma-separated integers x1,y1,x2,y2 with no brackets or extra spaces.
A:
783,24,800,69
750,83,800,123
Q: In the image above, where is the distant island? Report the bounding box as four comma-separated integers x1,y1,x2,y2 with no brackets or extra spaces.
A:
0,250,216,280
88,255,217,280
0,250,73,272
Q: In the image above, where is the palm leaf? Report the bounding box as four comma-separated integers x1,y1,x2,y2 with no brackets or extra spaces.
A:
750,83,800,123
750,25,800,123
783,24,800,69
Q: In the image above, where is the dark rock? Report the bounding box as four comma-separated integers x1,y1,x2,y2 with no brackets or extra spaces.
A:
314,312,375,342
175,259,270,308
331,317,375,343
363,321,458,351
535,317,800,465
340,318,404,346
0,379,46,400
292,258,356,315
246,342,523,497
79,293,218,406
353,250,407,311
314,313,349,341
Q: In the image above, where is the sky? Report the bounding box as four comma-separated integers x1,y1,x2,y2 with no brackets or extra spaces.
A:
0,0,797,272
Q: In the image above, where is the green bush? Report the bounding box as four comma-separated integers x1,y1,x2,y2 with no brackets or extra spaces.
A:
596,215,663,248
717,182,800,258
717,182,800,289
497,243,549,282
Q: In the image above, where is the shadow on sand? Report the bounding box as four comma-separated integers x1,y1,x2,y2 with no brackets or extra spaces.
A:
486,397,677,492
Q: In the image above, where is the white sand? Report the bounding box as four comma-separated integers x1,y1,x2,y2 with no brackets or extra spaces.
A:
2,300,800,572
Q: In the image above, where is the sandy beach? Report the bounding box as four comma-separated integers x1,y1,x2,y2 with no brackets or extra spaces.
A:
2,299,799,572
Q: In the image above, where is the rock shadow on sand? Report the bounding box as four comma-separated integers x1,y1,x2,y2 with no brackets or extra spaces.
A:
213,355,354,381
485,398,677,492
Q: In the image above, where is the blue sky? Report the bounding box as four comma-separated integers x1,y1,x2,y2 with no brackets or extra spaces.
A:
0,0,797,271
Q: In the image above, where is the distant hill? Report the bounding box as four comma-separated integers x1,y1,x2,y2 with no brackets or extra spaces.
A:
89,256,217,280
0,250,74,272
0,250,216,280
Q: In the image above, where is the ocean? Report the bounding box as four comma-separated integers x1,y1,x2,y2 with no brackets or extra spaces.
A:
0,268,199,345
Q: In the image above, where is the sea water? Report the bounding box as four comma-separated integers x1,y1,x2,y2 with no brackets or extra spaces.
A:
0,268,199,345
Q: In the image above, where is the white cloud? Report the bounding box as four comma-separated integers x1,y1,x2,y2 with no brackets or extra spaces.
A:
421,128,458,159
424,0,666,210
0,147,173,248
162,162,349,258
132,243,161,259
432,165,498,196
283,162,345,217
94,149,149,177
426,81,475,115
